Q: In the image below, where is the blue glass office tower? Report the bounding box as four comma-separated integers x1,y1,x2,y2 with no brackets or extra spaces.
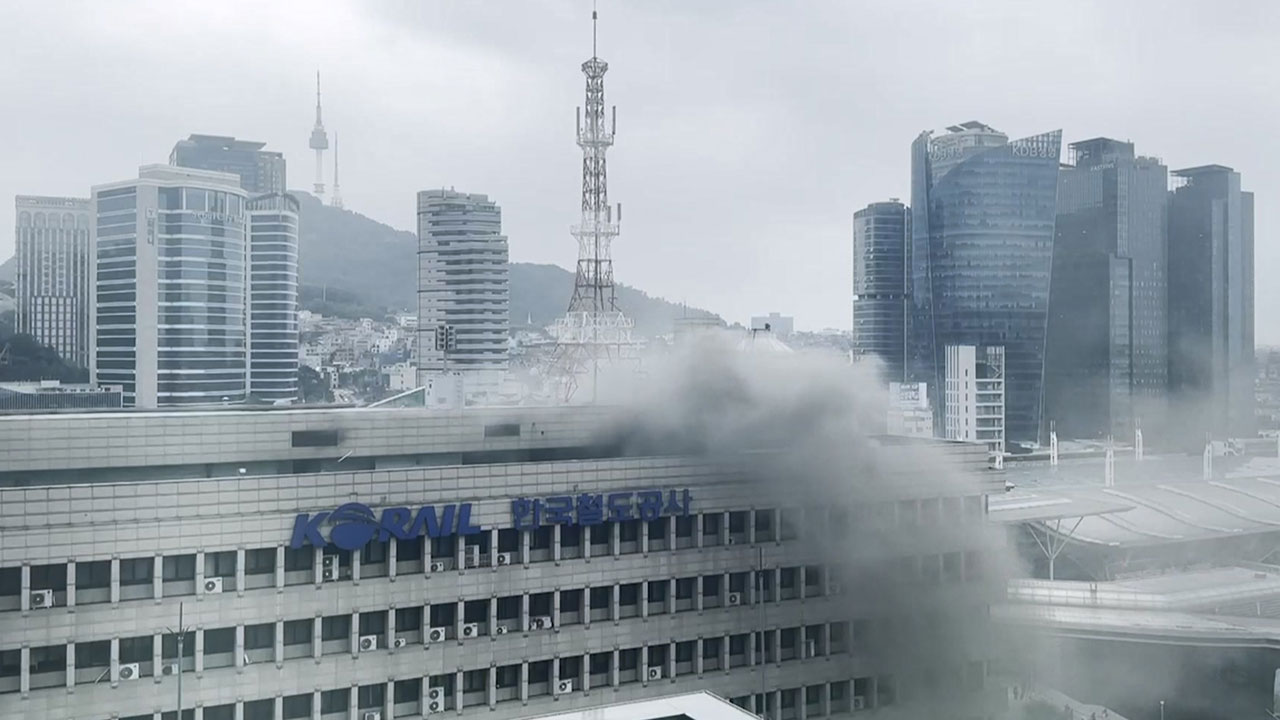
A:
1045,139,1168,440
906,122,1061,443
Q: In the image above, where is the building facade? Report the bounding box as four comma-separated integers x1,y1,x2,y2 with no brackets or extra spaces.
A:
0,380,122,412
92,165,249,408
170,135,287,196
944,345,1005,454
416,190,510,394
247,193,301,404
852,201,908,381
1045,139,1168,440
887,382,934,438
907,122,1061,443
0,405,1006,720
14,196,93,370
1168,165,1255,441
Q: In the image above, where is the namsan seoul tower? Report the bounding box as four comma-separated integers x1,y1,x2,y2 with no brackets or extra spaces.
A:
308,71,329,199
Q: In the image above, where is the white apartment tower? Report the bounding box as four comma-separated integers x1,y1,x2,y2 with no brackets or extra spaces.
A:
944,344,1006,454
14,196,93,370
416,190,510,394
92,165,248,408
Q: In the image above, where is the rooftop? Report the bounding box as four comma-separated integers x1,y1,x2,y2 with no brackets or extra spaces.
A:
523,692,758,720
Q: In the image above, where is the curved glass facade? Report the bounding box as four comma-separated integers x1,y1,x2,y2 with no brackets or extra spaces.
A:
907,124,1061,443
93,166,249,408
247,193,300,403
852,201,907,380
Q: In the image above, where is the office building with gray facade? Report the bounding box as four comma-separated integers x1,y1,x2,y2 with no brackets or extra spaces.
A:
1168,164,1255,441
1045,138,1168,440
852,201,908,381
0,405,1006,720
14,196,94,370
416,190,510,394
170,135,287,196
92,165,249,408
246,194,301,404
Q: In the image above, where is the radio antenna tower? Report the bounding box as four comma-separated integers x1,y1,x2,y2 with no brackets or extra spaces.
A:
548,3,635,402
309,71,329,199
330,133,343,208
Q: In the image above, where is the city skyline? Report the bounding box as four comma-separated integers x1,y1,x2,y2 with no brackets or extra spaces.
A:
0,1,1275,337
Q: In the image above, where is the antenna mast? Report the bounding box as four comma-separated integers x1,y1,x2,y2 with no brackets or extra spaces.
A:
548,2,635,402
330,133,343,208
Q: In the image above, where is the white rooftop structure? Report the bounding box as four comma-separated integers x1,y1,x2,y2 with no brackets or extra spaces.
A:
523,692,758,720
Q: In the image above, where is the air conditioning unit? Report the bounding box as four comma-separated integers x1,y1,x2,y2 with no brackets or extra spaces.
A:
117,663,140,681
362,712,382,720
495,625,509,635
322,555,339,582
726,592,742,606
429,561,447,573
29,589,54,609
427,627,447,643
461,623,479,638
532,616,553,630
555,679,573,695
852,696,866,710
465,545,481,568
161,663,179,676
646,666,662,681
393,637,407,649
496,552,512,566
203,577,223,594
427,686,445,713
358,634,378,652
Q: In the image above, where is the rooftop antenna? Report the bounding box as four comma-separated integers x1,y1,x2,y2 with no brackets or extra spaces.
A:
330,133,343,209
592,0,598,58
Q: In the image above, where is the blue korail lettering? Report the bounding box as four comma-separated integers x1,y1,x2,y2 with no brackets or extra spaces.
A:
456,503,481,535
378,507,413,542
328,503,378,551
289,512,329,549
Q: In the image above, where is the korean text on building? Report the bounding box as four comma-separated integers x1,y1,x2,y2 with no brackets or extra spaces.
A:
511,489,692,531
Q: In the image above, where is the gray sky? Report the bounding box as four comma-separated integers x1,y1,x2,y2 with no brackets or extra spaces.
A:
2,0,1277,336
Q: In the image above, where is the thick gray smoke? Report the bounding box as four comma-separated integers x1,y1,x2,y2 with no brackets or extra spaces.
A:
595,333,1027,718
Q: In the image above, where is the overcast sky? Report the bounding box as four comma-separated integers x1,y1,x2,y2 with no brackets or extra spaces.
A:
2,0,1277,336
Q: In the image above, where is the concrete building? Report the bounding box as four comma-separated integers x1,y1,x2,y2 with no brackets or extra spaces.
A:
246,193,301,404
908,122,1061,443
0,380,122,412
0,404,1005,720
1046,139,1168,440
92,165,249,408
749,312,794,340
1168,165,1255,442
170,135,286,196
852,201,908,381
944,345,1005,454
887,382,934,438
13,196,93,370
416,190,510,395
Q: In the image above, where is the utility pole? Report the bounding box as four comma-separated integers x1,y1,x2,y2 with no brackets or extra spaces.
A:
165,602,189,720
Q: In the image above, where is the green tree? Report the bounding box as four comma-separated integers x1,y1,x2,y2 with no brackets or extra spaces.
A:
0,332,89,383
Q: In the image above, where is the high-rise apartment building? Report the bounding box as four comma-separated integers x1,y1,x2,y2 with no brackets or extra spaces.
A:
852,200,908,380
13,196,93,370
907,122,1061,443
92,165,249,408
1168,165,1255,440
1045,138,1168,440
170,134,286,195
247,193,300,403
944,344,1005,454
416,190,510,394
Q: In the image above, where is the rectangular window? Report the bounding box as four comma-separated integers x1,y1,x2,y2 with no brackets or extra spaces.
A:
291,429,339,447
284,547,312,572
162,555,195,581
283,620,311,646
321,615,350,641
244,548,275,575
483,423,520,438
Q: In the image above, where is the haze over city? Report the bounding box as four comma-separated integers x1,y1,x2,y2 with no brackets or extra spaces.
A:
2,0,1276,335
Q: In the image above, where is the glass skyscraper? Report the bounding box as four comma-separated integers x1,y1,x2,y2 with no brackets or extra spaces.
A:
1045,138,1168,440
906,122,1062,444
93,166,249,408
170,134,286,196
852,200,908,381
1168,165,1255,441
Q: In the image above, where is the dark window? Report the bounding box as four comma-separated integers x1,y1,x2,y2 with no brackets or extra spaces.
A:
395,678,422,704
320,688,348,714
282,697,312,720
284,547,312,572
244,548,275,575
245,623,273,650
292,429,339,447
162,555,195,581
483,423,520,438
76,560,111,589
283,620,311,646
321,615,350,641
